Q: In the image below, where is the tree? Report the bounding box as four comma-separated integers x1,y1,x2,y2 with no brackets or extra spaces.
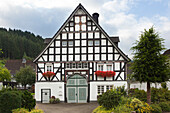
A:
15,66,36,89
131,27,170,105
0,67,11,82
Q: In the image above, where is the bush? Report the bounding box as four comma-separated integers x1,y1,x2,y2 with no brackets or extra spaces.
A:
116,85,127,96
114,105,132,113
12,108,44,113
97,89,122,110
21,91,36,111
161,82,167,89
0,91,22,113
49,96,60,104
130,98,143,111
159,102,170,112
119,96,132,105
151,87,170,103
128,88,147,102
92,106,114,113
12,108,29,113
150,104,162,113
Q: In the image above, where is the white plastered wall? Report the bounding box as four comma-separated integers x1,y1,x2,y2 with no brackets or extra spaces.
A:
90,81,127,101
0,82,3,90
130,81,170,91
35,82,64,101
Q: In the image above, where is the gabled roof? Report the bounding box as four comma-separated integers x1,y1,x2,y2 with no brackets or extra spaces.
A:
5,59,35,75
33,3,131,62
163,49,170,55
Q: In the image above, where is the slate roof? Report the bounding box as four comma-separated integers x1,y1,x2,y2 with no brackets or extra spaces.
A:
5,59,35,75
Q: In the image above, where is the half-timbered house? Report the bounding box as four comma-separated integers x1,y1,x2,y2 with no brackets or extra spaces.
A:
33,4,131,103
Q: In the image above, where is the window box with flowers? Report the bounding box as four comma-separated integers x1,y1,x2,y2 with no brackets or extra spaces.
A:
95,71,116,77
42,71,55,80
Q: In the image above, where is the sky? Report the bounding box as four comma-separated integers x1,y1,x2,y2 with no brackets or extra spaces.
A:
0,0,170,58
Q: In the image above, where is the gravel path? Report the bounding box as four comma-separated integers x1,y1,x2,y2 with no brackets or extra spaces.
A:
36,102,98,113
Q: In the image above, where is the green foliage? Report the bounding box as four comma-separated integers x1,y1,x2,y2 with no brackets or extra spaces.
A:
159,102,170,112
119,96,132,106
0,28,44,59
0,66,11,81
49,96,60,104
131,27,170,83
0,91,22,113
15,65,36,88
12,108,44,113
12,108,29,113
151,87,170,103
97,88,122,110
21,91,36,111
92,106,114,113
116,85,127,96
161,82,167,89
150,104,162,113
130,98,143,111
23,52,33,60
128,88,147,102
114,105,132,113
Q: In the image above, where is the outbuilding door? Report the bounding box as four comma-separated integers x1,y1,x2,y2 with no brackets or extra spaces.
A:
67,74,88,103
41,89,51,103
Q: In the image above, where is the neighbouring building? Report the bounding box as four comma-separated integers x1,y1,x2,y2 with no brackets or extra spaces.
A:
33,4,131,103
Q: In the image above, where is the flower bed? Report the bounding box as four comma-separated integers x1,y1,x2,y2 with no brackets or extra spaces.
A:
42,71,55,77
95,71,116,77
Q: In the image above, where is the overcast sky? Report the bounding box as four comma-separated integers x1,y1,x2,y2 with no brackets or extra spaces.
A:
0,0,170,58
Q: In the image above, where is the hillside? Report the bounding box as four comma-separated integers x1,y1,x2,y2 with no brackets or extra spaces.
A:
0,28,45,59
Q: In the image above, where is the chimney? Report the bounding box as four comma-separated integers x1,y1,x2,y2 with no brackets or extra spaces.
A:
92,13,99,24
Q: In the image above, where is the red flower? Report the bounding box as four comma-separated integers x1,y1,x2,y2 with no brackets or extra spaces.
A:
42,71,55,77
95,71,116,77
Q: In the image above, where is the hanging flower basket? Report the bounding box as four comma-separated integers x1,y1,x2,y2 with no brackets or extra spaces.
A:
42,71,55,77
95,71,116,77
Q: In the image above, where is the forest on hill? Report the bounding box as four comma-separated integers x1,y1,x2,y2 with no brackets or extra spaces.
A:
0,28,45,59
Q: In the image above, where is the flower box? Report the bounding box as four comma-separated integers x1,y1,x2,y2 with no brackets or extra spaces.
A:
95,71,116,77
42,71,55,77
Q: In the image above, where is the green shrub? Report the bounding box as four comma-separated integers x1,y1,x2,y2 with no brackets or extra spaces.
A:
12,108,44,113
0,91,22,113
116,85,127,96
159,102,170,112
151,87,170,103
130,98,143,111
114,105,132,113
128,88,147,102
150,104,162,113
12,108,29,113
161,82,167,89
49,96,60,104
119,96,132,105
92,106,114,113
97,89,122,110
21,91,36,111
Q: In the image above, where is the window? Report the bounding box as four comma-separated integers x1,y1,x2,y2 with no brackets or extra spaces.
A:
69,41,73,46
98,86,104,95
106,85,113,91
62,41,67,46
98,65,104,71
83,63,88,68
107,65,112,71
72,63,76,68
88,41,93,46
47,66,52,71
78,63,82,68
95,40,100,45
66,63,69,68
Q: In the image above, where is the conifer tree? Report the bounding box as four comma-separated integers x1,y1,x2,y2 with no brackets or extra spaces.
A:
131,27,170,105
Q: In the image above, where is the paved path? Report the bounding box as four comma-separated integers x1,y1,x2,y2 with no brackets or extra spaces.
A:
36,102,98,113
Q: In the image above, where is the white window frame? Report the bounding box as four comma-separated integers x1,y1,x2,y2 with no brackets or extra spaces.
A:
107,65,112,71
62,41,67,46
98,65,104,71
97,85,104,95
88,40,93,46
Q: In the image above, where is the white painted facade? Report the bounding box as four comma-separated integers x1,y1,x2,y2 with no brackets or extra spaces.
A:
90,81,127,101
35,82,64,101
0,82,3,90
130,81,170,91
